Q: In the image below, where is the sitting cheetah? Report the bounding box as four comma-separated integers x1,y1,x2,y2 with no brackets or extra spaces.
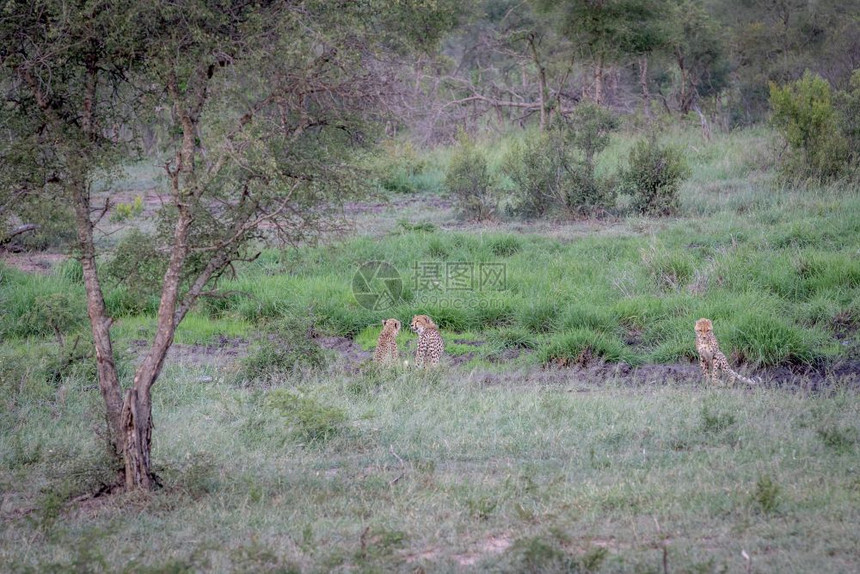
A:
410,314,444,367
374,318,401,366
694,318,759,385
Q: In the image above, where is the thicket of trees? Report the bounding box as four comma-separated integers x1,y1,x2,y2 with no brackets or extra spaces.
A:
418,0,859,139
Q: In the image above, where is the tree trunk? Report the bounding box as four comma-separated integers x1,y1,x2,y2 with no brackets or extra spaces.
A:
675,47,692,114
693,103,711,141
527,33,551,131
122,388,154,489
593,56,604,105
70,173,125,459
639,56,652,122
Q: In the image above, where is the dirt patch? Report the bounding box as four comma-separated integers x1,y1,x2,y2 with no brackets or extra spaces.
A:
469,359,860,392
454,533,513,566
314,335,373,369
1,252,67,274
343,195,453,217
128,336,248,371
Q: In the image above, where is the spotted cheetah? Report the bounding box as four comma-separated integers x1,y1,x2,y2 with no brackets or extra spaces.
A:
374,318,401,366
410,314,444,367
695,318,759,385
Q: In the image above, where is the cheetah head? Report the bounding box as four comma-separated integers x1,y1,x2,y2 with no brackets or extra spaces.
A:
410,314,436,335
694,318,713,335
381,318,401,335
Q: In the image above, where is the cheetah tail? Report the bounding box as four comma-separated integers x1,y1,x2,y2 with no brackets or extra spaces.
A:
726,367,761,385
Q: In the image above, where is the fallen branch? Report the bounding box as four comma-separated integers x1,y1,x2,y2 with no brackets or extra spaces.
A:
0,223,38,246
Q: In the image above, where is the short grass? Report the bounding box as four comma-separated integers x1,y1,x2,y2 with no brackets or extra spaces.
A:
1,368,858,572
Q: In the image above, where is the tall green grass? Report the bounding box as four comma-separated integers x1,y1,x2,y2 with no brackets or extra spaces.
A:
201,203,857,367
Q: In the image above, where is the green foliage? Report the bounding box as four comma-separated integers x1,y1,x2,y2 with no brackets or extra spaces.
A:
55,258,83,284
729,313,820,366
817,425,857,454
6,198,78,251
488,235,522,257
444,133,495,220
266,390,347,444
620,137,690,216
102,229,167,314
488,327,539,350
502,107,618,218
237,316,328,380
518,299,562,334
397,220,437,233
109,195,144,222
769,72,849,180
19,292,87,342
375,141,434,193
538,329,634,366
564,102,619,169
639,245,695,290
501,132,559,218
836,69,860,166
752,474,781,514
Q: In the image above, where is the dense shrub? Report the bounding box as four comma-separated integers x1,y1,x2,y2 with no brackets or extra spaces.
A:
237,315,328,380
769,71,849,180
266,389,347,444
444,134,495,220
835,69,860,168
502,106,617,218
102,229,166,313
501,131,561,218
6,198,77,251
620,138,689,216
565,102,619,173
375,140,429,193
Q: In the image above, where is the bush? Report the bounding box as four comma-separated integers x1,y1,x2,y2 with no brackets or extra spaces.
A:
375,140,429,193
836,69,860,167
266,390,347,444
502,106,617,218
502,132,561,218
620,138,689,216
103,229,166,304
444,133,495,220
17,292,87,341
237,315,328,380
565,102,618,173
770,71,849,180
8,197,77,251
109,195,144,222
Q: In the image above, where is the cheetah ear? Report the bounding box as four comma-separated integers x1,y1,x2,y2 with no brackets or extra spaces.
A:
382,319,386,326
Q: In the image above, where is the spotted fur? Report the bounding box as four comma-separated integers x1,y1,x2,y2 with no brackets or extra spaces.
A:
410,314,444,367
695,318,759,385
374,318,401,366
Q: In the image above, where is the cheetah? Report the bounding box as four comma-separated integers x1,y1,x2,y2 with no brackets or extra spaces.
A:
374,318,401,366
410,314,444,367
694,318,759,385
